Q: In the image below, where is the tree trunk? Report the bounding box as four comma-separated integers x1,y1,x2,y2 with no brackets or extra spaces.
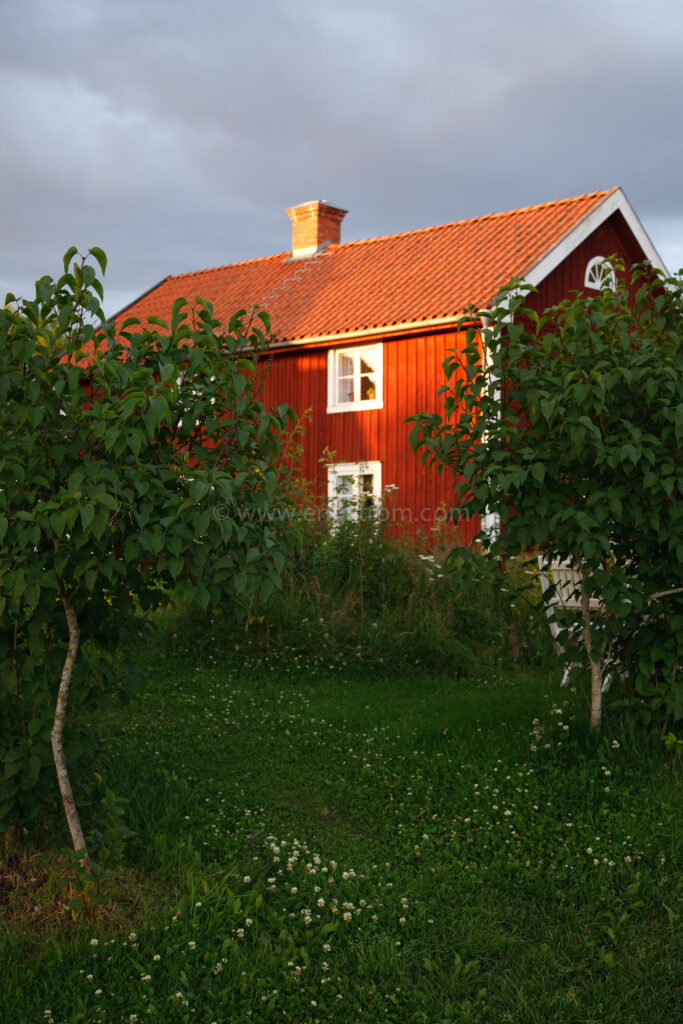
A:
51,591,88,862
580,566,603,733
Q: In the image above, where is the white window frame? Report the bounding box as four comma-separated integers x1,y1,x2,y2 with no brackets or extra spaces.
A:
327,343,383,413
584,256,616,291
327,460,382,519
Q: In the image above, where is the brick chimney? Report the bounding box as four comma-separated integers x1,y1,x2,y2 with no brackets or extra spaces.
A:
286,200,347,259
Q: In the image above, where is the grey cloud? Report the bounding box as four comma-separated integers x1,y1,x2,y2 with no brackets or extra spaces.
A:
1,0,681,312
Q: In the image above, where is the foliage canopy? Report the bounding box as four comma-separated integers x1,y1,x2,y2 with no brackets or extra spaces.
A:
0,248,295,850
410,262,683,730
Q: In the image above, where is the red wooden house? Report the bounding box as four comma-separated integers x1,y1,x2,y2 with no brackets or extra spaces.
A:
117,187,666,540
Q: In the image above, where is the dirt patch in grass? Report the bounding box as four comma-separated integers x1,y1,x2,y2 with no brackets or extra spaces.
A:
0,845,164,943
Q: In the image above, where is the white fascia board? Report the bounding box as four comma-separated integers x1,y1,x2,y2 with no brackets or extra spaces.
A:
521,188,668,296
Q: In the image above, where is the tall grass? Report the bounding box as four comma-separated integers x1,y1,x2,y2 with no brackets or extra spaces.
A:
170,501,554,675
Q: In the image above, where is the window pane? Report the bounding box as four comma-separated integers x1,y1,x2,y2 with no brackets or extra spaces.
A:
359,354,376,375
359,473,375,508
337,475,354,498
338,376,354,404
359,373,376,401
337,353,354,378
336,352,355,403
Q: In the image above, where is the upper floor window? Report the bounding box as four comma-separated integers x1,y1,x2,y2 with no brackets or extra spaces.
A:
327,343,383,413
584,256,616,291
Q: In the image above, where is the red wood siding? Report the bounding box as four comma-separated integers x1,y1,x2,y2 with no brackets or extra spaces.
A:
262,329,478,544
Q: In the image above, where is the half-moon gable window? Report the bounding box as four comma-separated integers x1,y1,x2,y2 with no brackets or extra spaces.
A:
584,256,616,291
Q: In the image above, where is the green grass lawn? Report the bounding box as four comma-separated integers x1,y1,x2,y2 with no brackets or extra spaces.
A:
1,646,681,1024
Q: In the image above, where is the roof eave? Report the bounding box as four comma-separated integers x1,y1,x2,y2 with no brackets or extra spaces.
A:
267,313,482,350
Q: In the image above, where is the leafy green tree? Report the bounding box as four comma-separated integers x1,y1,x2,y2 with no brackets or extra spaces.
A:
410,263,683,732
0,248,295,856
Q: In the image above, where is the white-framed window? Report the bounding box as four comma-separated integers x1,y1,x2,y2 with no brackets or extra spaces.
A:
327,460,382,519
327,344,383,413
584,256,616,291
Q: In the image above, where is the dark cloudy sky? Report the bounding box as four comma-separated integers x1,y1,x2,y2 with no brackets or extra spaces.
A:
2,0,682,317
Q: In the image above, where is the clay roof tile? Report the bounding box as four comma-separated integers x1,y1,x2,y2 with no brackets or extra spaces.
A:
116,189,616,342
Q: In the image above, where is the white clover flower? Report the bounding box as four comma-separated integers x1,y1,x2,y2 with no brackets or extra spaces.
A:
90,939,98,946
188,941,196,949
243,876,251,884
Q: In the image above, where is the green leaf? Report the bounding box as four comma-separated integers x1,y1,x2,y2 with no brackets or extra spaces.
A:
79,504,95,530
88,246,107,276
144,394,170,435
63,246,79,273
49,512,65,536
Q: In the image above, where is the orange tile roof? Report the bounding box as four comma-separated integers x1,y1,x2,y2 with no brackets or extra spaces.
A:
116,189,616,343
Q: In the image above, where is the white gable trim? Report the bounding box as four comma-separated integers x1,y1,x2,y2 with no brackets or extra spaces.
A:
520,187,668,295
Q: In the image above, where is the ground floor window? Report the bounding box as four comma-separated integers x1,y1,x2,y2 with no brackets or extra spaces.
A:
327,460,382,518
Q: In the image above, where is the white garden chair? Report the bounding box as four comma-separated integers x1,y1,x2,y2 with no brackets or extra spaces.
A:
537,556,614,692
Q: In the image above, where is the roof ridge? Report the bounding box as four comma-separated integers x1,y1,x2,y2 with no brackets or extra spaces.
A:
146,189,618,285
331,188,617,252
